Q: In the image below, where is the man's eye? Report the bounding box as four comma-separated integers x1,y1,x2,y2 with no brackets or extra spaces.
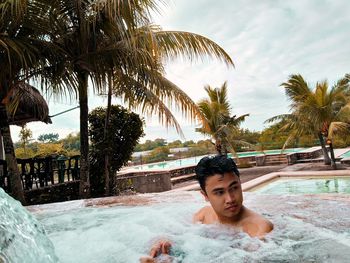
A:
229,186,238,192
214,191,224,196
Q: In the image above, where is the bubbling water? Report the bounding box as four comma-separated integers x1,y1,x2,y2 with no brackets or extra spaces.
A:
31,191,350,263
0,188,58,263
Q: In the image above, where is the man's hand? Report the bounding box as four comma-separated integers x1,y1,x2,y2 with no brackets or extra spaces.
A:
149,240,172,257
139,239,172,263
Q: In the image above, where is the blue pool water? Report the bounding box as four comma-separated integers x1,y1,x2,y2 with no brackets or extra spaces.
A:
251,177,350,194
3,186,350,263
29,191,350,263
340,150,350,158
132,148,304,171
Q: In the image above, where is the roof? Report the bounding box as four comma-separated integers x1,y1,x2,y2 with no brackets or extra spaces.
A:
4,82,52,126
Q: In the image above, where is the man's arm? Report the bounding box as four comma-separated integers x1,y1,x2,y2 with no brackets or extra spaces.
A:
192,206,213,223
192,209,204,223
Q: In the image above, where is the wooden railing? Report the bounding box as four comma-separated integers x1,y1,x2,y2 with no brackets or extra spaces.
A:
0,155,80,191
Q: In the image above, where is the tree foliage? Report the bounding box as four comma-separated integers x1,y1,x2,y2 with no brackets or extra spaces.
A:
266,74,350,167
143,146,170,163
19,125,33,157
260,120,317,150
38,133,59,143
59,133,80,154
88,105,144,196
1,0,234,200
134,138,167,152
196,82,249,155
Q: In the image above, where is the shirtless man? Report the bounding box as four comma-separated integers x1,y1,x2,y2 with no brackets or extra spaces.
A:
140,155,273,262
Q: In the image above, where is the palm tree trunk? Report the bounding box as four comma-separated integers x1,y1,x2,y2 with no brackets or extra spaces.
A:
318,132,331,165
215,138,222,155
0,106,26,204
103,75,113,196
0,131,4,160
328,142,337,169
78,72,90,199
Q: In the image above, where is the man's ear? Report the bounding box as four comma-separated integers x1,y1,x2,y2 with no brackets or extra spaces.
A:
200,190,209,202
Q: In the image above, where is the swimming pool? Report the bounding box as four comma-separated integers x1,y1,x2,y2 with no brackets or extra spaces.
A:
340,151,350,158
28,191,350,262
2,186,350,262
251,177,350,194
131,148,304,171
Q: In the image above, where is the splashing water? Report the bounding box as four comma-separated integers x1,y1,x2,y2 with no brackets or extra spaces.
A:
0,188,58,263
30,191,350,263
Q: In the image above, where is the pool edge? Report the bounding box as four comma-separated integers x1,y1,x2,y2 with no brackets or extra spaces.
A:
242,170,350,191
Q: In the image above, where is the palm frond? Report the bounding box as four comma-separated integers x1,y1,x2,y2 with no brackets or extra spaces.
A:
153,30,234,66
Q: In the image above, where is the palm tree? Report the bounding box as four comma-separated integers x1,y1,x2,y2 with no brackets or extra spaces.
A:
44,0,234,197
196,82,249,155
266,74,350,168
0,0,57,203
2,0,234,198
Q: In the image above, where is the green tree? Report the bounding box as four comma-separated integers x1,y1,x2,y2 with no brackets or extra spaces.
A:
135,138,168,151
19,125,33,157
89,105,144,196
260,121,317,150
196,82,249,155
168,140,182,148
144,146,170,163
266,74,350,168
183,140,195,147
38,133,59,143
60,133,80,153
188,139,216,156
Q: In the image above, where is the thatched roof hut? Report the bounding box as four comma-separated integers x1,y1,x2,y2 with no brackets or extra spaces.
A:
4,82,51,125
0,83,51,160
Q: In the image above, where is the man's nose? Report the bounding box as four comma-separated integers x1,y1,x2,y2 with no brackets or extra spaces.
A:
225,192,235,203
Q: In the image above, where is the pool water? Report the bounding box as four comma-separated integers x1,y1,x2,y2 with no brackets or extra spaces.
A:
133,148,303,170
252,177,350,194
0,188,58,263
340,150,350,158
30,191,350,263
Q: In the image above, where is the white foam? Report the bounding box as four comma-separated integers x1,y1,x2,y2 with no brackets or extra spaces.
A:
31,191,350,262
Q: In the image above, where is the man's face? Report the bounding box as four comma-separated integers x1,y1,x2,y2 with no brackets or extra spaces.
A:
202,172,243,220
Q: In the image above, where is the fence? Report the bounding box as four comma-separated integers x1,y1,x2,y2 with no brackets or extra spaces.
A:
0,155,80,191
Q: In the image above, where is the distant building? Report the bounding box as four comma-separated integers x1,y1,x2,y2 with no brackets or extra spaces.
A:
169,147,189,153
132,150,152,158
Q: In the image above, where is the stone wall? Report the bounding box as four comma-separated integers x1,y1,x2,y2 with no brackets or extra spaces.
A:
116,172,171,193
287,153,298,164
25,181,80,205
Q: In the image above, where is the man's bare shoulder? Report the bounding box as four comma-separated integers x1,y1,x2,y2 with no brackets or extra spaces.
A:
193,206,214,223
241,209,273,237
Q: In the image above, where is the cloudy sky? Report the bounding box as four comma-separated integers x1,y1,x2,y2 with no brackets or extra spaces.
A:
11,0,350,143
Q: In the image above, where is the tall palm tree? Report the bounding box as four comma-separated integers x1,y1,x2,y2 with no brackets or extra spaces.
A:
266,74,350,168
2,0,234,199
196,82,249,155
0,0,58,203
45,0,234,197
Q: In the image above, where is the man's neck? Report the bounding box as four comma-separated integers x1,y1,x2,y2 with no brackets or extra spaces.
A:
217,206,246,225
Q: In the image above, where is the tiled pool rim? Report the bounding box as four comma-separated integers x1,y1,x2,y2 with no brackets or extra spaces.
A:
173,170,350,192
242,170,350,191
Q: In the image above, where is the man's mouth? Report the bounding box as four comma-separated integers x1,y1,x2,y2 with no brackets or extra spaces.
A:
225,204,239,211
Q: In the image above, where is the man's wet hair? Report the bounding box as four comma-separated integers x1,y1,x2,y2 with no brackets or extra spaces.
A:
195,155,240,192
